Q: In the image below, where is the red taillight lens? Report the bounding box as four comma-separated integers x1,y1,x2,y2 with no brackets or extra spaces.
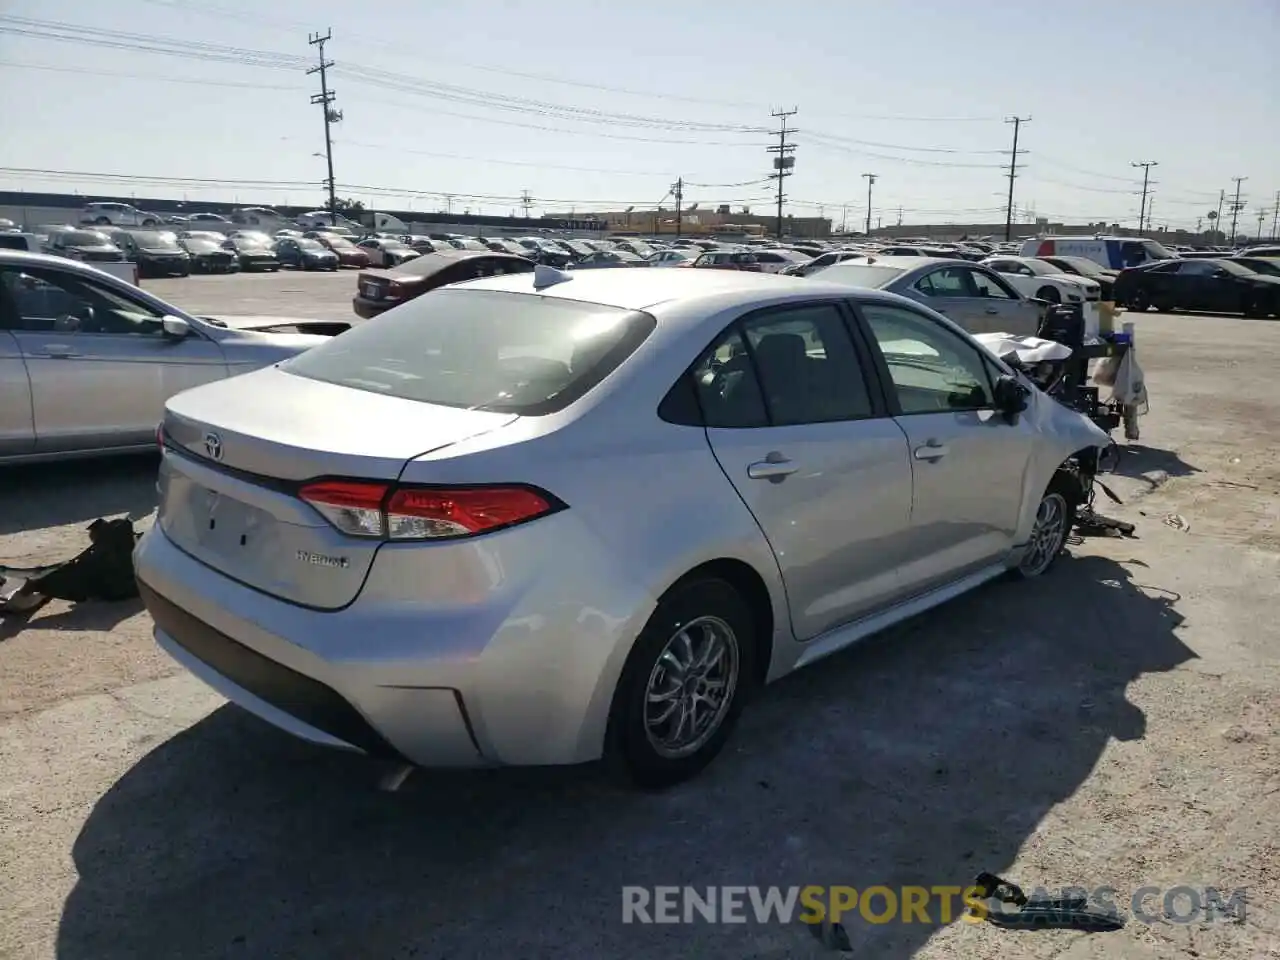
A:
385,486,553,539
300,480,389,538
300,481,556,540
156,422,165,448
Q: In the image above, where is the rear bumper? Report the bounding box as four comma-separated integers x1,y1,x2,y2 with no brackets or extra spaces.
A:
133,520,654,768
352,296,395,319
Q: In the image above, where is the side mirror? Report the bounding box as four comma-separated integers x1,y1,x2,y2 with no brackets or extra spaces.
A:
993,374,1030,422
161,315,191,339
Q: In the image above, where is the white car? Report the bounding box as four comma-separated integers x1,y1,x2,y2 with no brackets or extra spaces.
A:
982,256,1101,305
752,249,812,274
79,202,162,228
646,249,698,267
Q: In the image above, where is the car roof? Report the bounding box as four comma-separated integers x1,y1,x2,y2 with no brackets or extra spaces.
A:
455,263,929,312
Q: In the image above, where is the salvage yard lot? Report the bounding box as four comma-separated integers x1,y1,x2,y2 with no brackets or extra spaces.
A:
2,286,1279,959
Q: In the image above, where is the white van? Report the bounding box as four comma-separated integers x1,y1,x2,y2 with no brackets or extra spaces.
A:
1020,236,1176,271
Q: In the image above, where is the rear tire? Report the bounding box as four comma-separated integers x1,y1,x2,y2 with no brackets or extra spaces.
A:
1128,288,1149,311
606,578,757,789
94,216,111,225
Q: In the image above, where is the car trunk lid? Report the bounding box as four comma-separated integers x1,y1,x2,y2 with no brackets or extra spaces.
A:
158,366,518,608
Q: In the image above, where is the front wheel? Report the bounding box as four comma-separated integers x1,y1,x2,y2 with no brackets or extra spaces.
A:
607,578,756,789
1244,292,1274,319
1036,286,1062,303
1011,483,1075,579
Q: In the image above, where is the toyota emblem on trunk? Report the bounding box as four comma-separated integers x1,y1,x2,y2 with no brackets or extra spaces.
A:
203,431,224,461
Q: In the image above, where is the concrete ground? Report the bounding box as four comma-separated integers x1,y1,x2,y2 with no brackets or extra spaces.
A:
1,278,1278,959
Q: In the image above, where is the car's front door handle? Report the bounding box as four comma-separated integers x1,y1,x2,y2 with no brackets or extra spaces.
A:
913,440,949,461
747,454,799,481
40,343,80,358
985,307,999,315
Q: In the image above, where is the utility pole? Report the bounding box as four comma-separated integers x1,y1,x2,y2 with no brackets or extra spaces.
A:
1229,177,1247,244
307,30,340,227
520,190,533,219
1144,195,1154,234
1131,161,1157,237
862,173,877,236
1257,208,1268,242
1272,191,1279,240
840,203,848,234
673,178,684,239
897,206,903,227
1004,116,1031,241
767,108,798,240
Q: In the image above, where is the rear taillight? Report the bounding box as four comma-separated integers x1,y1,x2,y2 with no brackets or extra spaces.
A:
156,422,166,448
299,481,559,540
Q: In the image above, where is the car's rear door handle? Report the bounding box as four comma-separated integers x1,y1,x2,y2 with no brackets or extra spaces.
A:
913,440,949,461
40,343,80,358
747,453,799,481
985,307,999,314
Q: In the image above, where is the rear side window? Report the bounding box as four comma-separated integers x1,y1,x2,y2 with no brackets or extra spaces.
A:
283,288,655,416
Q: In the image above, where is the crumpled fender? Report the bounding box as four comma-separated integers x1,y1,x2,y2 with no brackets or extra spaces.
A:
1011,377,1112,547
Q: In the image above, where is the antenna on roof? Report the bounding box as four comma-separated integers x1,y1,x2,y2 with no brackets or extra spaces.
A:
533,263,574,289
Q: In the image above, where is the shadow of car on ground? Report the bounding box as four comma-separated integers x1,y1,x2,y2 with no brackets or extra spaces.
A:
0,454,159,537
57,553,1191,959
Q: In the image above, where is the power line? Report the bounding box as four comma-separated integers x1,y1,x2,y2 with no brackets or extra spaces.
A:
0,59,306,90
766,108,798,239
1003,116,1030,241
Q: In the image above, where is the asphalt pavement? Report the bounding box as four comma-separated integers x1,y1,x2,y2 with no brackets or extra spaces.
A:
2,285,1279,959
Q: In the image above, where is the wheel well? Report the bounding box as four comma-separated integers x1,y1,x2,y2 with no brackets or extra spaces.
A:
1036,285,1060,301
666,558,775,686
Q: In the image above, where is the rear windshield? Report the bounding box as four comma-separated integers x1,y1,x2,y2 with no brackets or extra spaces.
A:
813,263,907,287
64,231,112,246
282,288,657,415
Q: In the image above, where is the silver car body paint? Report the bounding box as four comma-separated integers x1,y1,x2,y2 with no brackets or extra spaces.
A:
133,268,1109,769
0,251,328,463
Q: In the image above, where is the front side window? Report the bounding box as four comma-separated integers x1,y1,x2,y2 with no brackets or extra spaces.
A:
283,288,655,416
861,303,994,414
0,267,166,335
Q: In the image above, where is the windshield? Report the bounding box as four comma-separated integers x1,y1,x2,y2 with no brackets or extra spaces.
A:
297,239,325,251
813,263,908,288
282,289,656,416
232,238,270,250
136,232,181,251
64,230,112,246
324,237,355,249
181,239,219,252
1237,258,1280,276
237,232,271,243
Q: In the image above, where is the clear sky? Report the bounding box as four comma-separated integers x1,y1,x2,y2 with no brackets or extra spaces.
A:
1,0,1277,231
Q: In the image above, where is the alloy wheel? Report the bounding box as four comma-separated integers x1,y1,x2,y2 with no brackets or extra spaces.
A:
643,615,739,759
1020,492,1069,577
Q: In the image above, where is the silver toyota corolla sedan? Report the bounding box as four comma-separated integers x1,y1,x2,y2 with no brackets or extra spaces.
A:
811,256,1045,336
0,251,339,464
134,266,1110,788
